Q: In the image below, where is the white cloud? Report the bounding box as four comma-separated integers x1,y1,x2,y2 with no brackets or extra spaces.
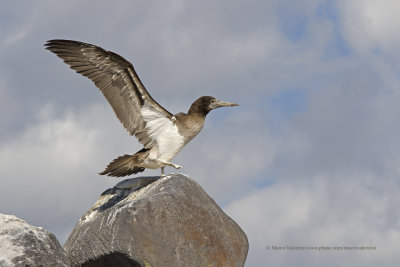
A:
0,104,126,242
339,0,400,53
226,172,400,266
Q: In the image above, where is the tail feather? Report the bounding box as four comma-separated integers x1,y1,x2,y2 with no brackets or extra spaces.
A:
99,149,148,177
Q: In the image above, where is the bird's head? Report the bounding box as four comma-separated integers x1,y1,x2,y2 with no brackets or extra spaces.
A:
189,96,239,116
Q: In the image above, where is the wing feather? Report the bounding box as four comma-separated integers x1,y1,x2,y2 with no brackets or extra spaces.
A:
45,39,173,149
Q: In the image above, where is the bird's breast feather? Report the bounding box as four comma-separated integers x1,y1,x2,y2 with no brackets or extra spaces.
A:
141,106,185,159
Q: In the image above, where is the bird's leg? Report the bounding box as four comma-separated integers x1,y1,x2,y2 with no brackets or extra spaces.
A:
157,159,182,170
161,167,165,176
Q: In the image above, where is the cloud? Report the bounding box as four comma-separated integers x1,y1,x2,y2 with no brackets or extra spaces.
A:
226,172,400,266
0,104,124,242
339,0,400,53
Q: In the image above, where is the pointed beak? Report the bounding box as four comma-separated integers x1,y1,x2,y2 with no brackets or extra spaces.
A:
211,99,239,109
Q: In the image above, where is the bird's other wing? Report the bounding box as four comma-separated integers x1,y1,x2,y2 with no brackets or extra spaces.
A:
45,39,174,149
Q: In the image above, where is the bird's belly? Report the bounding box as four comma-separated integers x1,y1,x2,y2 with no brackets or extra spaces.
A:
158,147,183,162
157,123,185,159
158,136,185,162
142,159,164,169
142,125,185,169
142,145,183,169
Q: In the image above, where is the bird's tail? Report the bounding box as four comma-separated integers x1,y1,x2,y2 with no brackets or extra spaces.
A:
99,148,149,177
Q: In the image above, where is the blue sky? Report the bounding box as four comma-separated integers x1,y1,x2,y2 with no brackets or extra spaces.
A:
1,0,400,266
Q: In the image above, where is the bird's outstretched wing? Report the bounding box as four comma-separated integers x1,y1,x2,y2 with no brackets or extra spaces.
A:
45,39,174,149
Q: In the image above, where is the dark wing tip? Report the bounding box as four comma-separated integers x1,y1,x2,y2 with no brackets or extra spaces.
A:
45,39,86,46
44,39,99,54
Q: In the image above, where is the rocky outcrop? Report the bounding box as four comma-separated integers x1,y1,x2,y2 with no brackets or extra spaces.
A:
64,174,248,267
0,214,70,267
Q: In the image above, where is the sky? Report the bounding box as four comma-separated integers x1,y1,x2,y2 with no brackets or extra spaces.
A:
1,0,399,266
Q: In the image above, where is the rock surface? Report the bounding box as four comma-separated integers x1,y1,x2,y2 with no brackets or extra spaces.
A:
0,214,70,267
64,174,248,267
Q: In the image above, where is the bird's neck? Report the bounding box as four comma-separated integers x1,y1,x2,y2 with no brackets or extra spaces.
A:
188,104,209,117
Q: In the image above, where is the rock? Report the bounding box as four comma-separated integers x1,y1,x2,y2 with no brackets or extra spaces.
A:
64,174,248,267
0,214,70,267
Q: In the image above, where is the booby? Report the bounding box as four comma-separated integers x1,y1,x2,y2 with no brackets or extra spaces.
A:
45,39,238,177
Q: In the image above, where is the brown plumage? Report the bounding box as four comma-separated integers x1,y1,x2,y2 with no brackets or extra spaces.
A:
45,40,238,177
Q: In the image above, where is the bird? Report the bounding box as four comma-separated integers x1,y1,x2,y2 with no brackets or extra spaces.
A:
45,39,238,177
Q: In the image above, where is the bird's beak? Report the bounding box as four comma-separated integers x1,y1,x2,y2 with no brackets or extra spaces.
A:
211,99,239,109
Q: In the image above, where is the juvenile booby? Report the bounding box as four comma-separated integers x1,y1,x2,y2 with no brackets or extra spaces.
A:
45,39,238,177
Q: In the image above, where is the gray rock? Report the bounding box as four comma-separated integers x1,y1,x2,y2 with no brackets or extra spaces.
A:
64,174,248,267
0,214,70,267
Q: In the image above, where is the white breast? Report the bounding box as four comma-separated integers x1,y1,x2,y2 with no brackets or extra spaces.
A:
157,123,185,161
141,105,185,162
